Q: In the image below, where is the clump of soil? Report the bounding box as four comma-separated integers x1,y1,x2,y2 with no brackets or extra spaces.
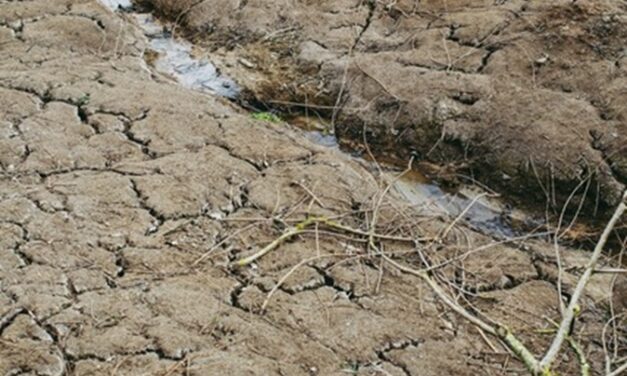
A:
140,0,627,220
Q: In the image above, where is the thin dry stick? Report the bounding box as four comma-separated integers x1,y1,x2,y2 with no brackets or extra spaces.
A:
602,314,616,374
602,312,626,375
267,100,367,111
331,46,352,129
292,181,326,208
354,60,403,102
477,326,499,353
170,0,204,38
566,336,591,376
380,252,541,372
554,175,592,315
375,256,385,294
560,176,592,239
439,192,488,240
384,254,496,334
110,356,129,376
233,216,432,267
425,231,552,272
315,222,321,257
594,268,627,274
368,157,415,253
162,355,192,376
540,190,627,371
607,361,627,376
610,244,625,364
234,221,310,267
329,218,425,243
192,223,257,266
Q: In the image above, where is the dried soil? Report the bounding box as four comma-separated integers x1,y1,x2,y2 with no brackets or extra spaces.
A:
0,1,624,375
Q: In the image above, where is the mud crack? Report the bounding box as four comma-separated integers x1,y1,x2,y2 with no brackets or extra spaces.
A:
129,179,164,235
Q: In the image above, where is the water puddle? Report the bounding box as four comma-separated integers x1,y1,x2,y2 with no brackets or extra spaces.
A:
395,170,516,239
101,0,239,98
287,115,339,148
99,0,520,239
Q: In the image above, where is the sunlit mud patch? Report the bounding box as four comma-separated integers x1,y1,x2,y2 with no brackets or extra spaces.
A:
395,170,518,239
99,1,239,98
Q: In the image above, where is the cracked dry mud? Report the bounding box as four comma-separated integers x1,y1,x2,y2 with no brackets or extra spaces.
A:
143,0,627,217
0,1,625,376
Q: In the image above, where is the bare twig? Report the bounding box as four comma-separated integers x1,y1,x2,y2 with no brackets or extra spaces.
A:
233,219,313,266
594,268,627,274
438,192,488,240
292,181,326,208
566,336,591,376
554,174,592,315
368,157,415,253
607,362,627,376
192,223,257,266
233,215,433,267
540,191,627,371
354,60,403,102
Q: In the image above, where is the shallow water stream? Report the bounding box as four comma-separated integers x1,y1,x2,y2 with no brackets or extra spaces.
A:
103,0,238,97
395,171,516,238
99,0,520,239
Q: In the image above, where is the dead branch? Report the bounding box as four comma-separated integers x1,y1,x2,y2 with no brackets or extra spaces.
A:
540,191,627,371
607,362,627,376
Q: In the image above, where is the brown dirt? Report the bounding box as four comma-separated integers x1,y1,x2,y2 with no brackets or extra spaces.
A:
140,0,627,218
0,1,625,375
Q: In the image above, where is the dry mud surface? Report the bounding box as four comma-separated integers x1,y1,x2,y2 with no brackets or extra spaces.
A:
143,0,627,216
0,1,625,375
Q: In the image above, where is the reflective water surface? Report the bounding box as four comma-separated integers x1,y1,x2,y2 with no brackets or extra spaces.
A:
99,1,239,98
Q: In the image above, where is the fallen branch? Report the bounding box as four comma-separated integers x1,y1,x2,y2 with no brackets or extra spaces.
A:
540,191,627,371
380,252,542,373
233,217,316,267
593,268,627,274
233,216,432,267
607,362,627,376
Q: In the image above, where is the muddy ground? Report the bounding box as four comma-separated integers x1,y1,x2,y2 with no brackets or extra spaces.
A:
141,0,627,218
0,1,625,375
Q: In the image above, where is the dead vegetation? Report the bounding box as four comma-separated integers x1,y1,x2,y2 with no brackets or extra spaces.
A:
208,151,627,375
